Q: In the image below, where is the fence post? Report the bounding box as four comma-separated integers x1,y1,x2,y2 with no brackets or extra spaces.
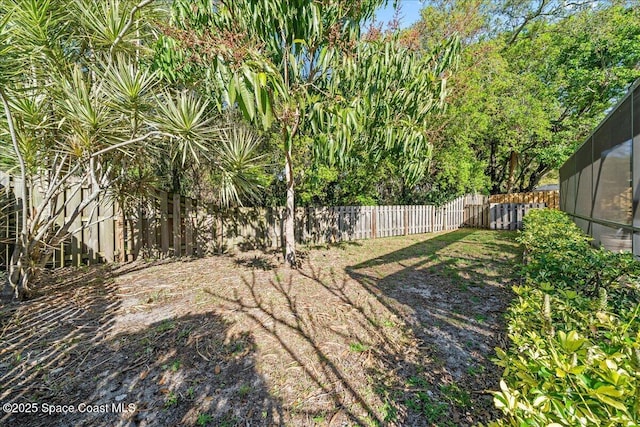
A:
100,195,115,263
134,200,143,261
404,206,409,235
113,200,124,262
160,191,169,257
185,198,193,256
443,206,448,231
68,185,83,266
147,192,158,257
431,206,436,232
1,173,13,268
173,193,181,256
371,206,377,238
515,204,521,230
489,204,495,230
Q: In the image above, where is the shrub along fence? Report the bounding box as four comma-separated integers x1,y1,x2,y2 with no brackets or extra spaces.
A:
491,209,639,426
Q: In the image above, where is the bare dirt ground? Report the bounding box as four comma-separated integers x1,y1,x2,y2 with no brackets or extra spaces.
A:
0,229,520,427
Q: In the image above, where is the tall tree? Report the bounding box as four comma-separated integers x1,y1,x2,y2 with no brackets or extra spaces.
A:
311,35,459,201
409,0,640,195
165,0,459,265
166,0,388,266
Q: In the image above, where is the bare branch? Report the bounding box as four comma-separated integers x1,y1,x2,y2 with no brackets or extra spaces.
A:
110,0,154,56
90,131,172,158
0,88,28,243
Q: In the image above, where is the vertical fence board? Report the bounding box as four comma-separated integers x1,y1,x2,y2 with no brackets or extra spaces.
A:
149,194,158,257
185,198,193,256
68,186,82,266
1,177,552,272
159,191,169,256
1,173,11,268
372,206,377,238
100,196,115,262
87,197,99,264
173,194,181,256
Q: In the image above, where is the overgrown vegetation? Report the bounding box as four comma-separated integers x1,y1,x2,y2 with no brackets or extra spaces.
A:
255,0,640,205
0,0,264,298
410,0,640,196
490,209,640,426
3,0,640,285
158,0,458,265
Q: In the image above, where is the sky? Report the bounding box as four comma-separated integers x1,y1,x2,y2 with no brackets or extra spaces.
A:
374,0,425,29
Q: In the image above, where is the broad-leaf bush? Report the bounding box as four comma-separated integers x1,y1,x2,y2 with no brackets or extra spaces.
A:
488,209,640,426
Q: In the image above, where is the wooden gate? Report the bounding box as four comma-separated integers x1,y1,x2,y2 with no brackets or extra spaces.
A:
489,203,546,230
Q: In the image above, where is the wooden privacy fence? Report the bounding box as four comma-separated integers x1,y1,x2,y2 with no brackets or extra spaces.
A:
489,190,559,209
0,172,117,268
489,203,546,230
463,194,548,230
463,194,490,228
123,194,467,257
0,174,467,267
1,170,551,270
225,205,434,250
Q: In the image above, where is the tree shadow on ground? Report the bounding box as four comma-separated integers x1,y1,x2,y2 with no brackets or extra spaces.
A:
0,229,519,427
234,255,279,271
204,272,399,426
0,269,282,427
199,230,519,426
344,229,521,425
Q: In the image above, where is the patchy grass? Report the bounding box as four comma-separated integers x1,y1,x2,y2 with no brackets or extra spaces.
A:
0,229,519,426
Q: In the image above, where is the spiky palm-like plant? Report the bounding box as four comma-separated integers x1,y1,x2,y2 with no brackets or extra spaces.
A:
0,0,263,298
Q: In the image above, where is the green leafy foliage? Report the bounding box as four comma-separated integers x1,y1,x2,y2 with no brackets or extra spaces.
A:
409,1,640,196
164,0,459,264
0,0,267,297
312,35,459,189
489,210,640,426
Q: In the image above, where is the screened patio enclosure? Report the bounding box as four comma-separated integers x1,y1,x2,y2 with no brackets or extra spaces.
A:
560,79,640,255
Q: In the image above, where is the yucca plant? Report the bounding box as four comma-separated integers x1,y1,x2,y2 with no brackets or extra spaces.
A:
0,0,263,299
214,122,266,207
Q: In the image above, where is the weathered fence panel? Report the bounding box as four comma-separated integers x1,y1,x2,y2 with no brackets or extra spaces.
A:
489,190,558,209
0,172,16,269
2,177,552,269
489,203,546,230
464,195,490,228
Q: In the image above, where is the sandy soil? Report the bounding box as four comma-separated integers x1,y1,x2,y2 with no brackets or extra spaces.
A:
0,229,520,426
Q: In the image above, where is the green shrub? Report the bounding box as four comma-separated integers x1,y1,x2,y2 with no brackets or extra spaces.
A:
487,209,640,427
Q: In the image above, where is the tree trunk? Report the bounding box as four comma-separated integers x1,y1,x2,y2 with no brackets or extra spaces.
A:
488,138,502,194
2,89,30,299
506,150,518,194
9,242,31,300
284,146,296,267
525,163,549,192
